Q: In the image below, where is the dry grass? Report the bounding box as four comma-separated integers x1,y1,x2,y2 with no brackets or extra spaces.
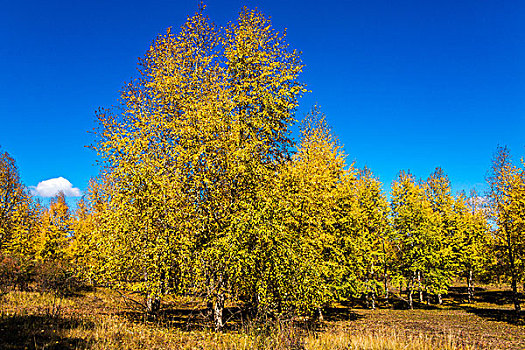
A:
305,329,472,350
1,287,524,349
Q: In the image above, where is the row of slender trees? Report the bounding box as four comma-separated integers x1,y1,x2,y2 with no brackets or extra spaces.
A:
1,7,524,329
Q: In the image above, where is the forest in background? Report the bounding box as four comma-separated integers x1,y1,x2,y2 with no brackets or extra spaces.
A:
1,8,524,340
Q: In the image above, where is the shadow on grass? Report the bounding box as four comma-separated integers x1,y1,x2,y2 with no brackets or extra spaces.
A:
446,286,523,306
119,308,207,331
119,303,365,332
322,306,364,322
445,287,525,325
473,290,523,306
119,305,253,331
463,306,524,326
0,314,93,350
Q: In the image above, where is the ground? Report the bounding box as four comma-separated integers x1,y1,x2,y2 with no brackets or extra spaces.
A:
0,285,523,349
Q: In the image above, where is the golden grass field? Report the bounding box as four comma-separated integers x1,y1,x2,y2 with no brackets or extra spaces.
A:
1,285,524,349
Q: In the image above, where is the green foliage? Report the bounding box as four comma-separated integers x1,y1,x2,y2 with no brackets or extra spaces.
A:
349,167,390,306
277,108,352,312
35,192,72,263
422,168,458,297
487,146,525,310
93,7,307,320
454,191,490,284
0,149,39,257
390,171,439,307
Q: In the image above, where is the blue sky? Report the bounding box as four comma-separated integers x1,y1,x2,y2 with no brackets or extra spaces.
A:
2,0,524,203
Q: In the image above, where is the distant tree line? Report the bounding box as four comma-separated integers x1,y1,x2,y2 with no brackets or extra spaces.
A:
1,7,524,329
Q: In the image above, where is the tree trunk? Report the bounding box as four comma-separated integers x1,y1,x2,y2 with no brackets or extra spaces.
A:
146,295,161,314
382,240,389,300
369,264,376,310
364,278,370,309
506,226,521,312
316,307,324,322
417,270,423,303
384,276,389,300
363,292,370,309
213,292,225,330
467,269,474,303
408,278,414,310
511,276,521,312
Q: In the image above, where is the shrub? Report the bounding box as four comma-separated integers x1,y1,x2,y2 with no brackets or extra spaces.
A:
0,254,36,292
33,260,82,296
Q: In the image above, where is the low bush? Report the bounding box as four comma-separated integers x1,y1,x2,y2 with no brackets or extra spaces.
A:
0,254,82,296
34,260,82,296
0,254,35,292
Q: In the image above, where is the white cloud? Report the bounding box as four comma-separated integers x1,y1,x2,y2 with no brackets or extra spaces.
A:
30,177,82,197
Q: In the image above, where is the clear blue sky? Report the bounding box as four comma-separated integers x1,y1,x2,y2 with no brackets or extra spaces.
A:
2,0,524,201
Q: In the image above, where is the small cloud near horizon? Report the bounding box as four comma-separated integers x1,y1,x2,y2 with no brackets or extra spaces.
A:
30,177,82,197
